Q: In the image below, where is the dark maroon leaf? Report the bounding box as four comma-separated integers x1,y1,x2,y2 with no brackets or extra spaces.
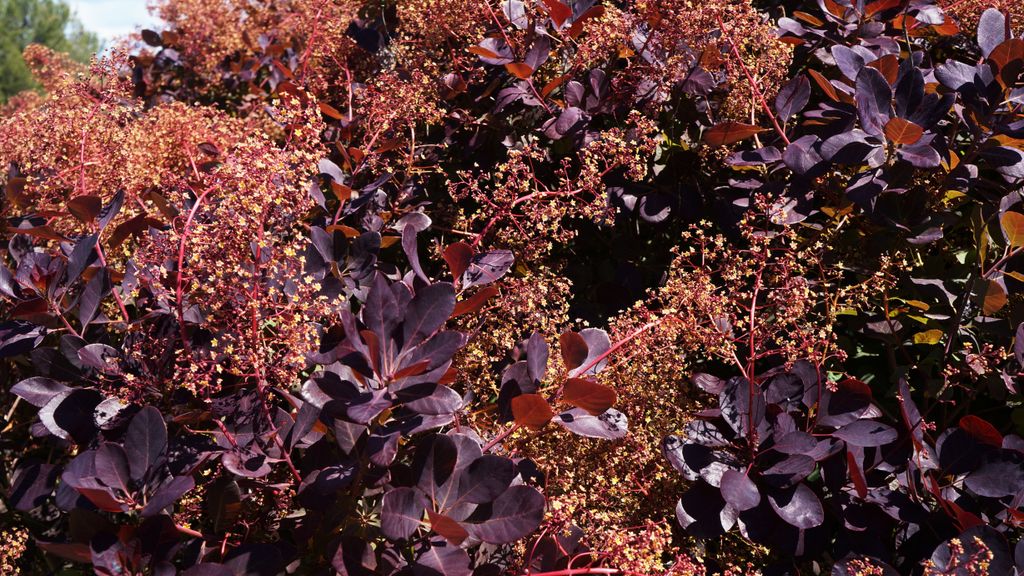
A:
141,475,195,517
40,389,101,443
182,565,233,576
675,482,736,538
457,455,516,505
205,477,242,534
141,29,163,46
470,485,544,544
402,282,456,347
125,406,167,482
332,536,377,576
8,462,58,511
443,242,473,280
558,331,588,370
66,234,98,285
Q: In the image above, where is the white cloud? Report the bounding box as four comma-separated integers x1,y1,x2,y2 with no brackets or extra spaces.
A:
69,0,159,43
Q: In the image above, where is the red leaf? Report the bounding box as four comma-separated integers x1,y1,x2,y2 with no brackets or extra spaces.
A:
541,73,571,98
505,62,534,79
391,360,432,380
558,331,588,370
468,45,500,59
540,0,572,27
567,6,605,38
808,69,839,102
981,279,1007,315
443,242,473,280
427,510,468,545
1001,211,1024,247
868,54,899,85
884,118,923,145
511,394,554,430
318,101,344,120
846,450,868,499
452,285,499,318
562,378,616,414
67,195,102,223
702,122,766,146
959,415,1003,448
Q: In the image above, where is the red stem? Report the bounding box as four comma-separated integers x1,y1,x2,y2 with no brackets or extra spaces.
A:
715,14,791,145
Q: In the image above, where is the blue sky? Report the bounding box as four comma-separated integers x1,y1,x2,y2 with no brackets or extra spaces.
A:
69,0,158,43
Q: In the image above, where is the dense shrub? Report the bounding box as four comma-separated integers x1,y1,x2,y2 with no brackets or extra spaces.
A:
1,0,1024,574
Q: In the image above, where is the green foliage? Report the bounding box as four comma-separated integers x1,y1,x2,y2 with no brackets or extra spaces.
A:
0,0,97,100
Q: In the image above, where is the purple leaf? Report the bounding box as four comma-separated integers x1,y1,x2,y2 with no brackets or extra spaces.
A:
94,443,131,495
414,540,472,576
855,67,892,136
11,377,70,407
768,484,824,529
775,75,811,121
554,407,628,439
381,487,426,540
691,373,725,394
393,383,463,416
77,343,120,374
221,449,272,478
462,251,514,289
719,377,765,437
65,234,98,285
526,333,549,383
964,451,1024,497
364,274,400,346
39,389,101,444
569,328,610,377
833,420,897,447
720,470,761,511
977,8,1006,58
831,45,865,81
761,454,816,488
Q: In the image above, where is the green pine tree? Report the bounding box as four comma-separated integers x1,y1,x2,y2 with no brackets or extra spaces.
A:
0,0,99,101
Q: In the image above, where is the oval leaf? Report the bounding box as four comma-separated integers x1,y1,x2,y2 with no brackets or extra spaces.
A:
562,378,616,414
511,394,554,430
